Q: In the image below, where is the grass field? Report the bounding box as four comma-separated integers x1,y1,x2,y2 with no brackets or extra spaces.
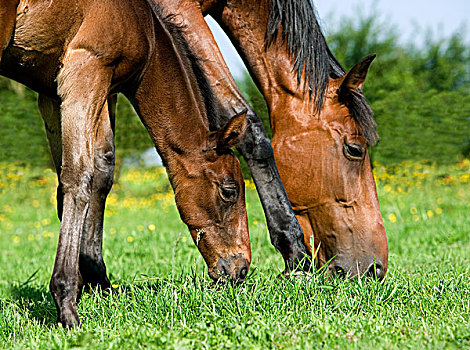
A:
0,159,469,349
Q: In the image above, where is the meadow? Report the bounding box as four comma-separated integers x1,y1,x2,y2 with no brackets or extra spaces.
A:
0,159,469,349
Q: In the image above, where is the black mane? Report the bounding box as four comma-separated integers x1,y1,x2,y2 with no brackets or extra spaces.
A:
265,0,379,145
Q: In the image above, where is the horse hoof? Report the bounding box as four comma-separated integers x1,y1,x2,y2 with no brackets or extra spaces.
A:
58,309,80,329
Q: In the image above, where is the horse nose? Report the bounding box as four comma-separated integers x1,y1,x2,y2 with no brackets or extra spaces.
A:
330,260,386,280
330,263,349,278
209,255,250,284
366,261,386,281
236,265,249,283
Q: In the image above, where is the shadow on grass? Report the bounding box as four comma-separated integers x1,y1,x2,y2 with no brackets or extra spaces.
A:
9,283,57,326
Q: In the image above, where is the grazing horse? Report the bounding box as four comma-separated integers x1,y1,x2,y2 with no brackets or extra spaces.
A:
0,0,252,327
155,0,388,279
1,1,312,274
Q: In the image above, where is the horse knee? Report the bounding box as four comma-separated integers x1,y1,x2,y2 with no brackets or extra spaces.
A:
94,150,114,195
238,118,274,160
60,166,94,205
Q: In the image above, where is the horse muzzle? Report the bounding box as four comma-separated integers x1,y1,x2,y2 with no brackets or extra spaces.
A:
208,254,250,284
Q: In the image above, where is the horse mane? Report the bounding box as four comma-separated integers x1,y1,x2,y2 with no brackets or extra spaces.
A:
147,2,220,130
265,0,379,145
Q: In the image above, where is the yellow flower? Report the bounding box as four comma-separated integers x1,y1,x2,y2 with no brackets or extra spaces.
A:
41,218,51,226
112,284,119,289
426,210,434,218
148,224,156,231
435,208,443,215
413,215,419,222
137,225,144,231
410,208,417,215
253,220,258,225
181,236,187,242
127,236,134,243
110,227,116,235
388,213,397,223
32,200,40,208
384,185,392,193
12,236,20,243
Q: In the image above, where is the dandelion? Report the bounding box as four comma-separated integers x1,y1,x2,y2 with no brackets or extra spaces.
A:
34,221,41,229
435,208,443,215
181,236,187,242
148,224,156,231
110,227,117,235
112,284,119,289
28,234,35,241
32,200,40,208
253,220,258,226
383,185,392,193
426,210,434,218
12,236,20,243
137,225,144,231
41,218,51,226
413,215,419,222
460,174,469,183
388,213,397,223
127,236,134,243
410,208,418,215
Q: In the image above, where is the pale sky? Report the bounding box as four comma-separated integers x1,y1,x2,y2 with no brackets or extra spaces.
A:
206,0,469,78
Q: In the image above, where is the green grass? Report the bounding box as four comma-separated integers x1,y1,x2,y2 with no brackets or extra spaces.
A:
0,161,469,349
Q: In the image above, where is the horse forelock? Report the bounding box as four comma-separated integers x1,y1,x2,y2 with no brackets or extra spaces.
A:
340,90,379,146
265,0,378,145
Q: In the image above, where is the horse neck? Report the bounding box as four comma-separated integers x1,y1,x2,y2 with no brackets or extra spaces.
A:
214,0,315,133
129,14,211,179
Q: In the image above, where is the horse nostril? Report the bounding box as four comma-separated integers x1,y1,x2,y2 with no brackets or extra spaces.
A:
366,261,385,280
333,265,347,278
237,265,248,283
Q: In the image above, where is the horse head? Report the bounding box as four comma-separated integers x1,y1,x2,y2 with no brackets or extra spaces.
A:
273,55,388,279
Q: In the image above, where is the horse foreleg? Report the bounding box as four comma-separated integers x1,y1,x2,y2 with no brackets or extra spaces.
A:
38,94,115,297
0,0,19,61
49,49,112,328
78,95,116,292
233,113,309,273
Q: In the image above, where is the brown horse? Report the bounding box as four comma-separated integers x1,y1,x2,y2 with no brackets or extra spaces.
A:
155,0,388,279
2,0,312,273
0,0,252,327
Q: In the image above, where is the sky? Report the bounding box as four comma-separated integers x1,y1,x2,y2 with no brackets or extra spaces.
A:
205,0,470,79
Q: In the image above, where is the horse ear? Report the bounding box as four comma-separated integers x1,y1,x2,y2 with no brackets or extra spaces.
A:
215,111,248,150
340,54,376,92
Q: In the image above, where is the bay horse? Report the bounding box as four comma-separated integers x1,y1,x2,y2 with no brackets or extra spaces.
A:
155,0,388,279
1,0,311,274
0,0,252,327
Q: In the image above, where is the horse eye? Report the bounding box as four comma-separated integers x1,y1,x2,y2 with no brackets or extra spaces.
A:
219,185,238,202
343,142,365,160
